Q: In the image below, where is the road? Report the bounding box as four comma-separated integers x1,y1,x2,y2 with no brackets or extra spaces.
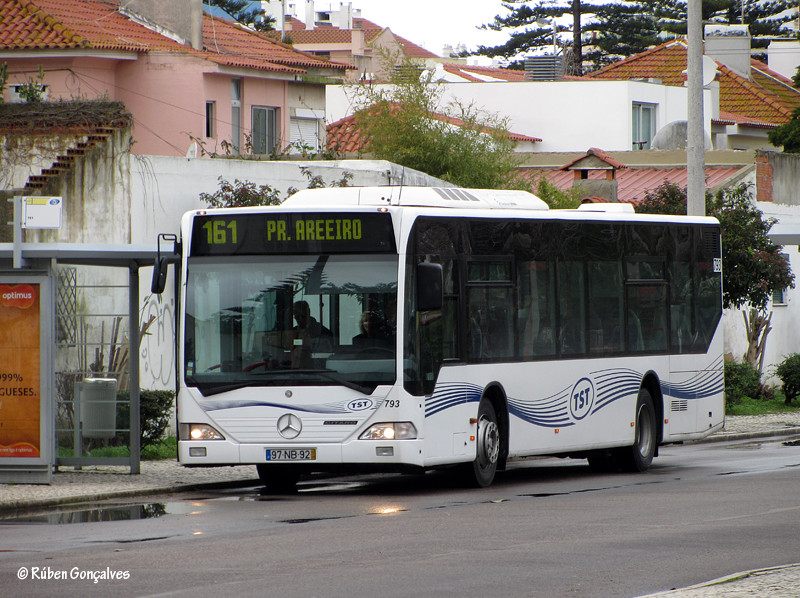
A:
1,436,799,598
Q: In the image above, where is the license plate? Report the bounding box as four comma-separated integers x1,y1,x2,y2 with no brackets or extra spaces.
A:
265,448,316,461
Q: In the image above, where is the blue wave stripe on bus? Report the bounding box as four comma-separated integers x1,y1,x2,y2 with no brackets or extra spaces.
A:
425,382,483,417
507,387,573,428
662,371,724,399
201,399,351,413
590,368,642,414
424,358,723,423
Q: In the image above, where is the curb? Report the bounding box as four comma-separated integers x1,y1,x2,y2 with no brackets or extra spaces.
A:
0,478,260,517
697,427,800,444
638,563,800,596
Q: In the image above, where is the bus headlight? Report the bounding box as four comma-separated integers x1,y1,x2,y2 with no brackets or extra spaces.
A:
180,423,225,441
359,422,417,440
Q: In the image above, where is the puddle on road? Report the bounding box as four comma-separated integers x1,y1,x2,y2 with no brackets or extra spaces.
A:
0,503,168,525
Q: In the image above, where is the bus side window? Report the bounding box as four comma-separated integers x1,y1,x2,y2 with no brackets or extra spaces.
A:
557,261,586,356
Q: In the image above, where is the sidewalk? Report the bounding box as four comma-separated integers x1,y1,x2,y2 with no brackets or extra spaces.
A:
1,413,799,597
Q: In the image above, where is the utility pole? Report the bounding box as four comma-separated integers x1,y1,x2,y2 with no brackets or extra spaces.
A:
687,0,706,216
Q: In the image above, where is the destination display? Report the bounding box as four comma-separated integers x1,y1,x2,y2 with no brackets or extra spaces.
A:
190,212,396,256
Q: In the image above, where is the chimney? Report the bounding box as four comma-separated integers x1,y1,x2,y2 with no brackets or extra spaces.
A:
704,24,751,79
767,39,800,80
305,0,316,30
334,2,353,29
120,0,203,49
351,28,365,56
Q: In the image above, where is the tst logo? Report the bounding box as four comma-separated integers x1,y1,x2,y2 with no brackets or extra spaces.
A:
570,378,595,420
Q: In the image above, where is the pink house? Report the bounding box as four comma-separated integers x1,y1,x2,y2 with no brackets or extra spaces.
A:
0,0,350,156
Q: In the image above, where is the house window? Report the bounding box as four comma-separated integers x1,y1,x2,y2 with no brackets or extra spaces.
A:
632,102,656,150
773,253,790,305
289,118,320,152
205,101,215,138
252,106,278,155
231,79,242,153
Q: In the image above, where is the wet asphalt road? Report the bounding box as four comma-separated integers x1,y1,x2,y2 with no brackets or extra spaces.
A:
1,436,799,598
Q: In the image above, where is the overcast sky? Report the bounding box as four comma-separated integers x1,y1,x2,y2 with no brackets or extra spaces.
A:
307,1,510,56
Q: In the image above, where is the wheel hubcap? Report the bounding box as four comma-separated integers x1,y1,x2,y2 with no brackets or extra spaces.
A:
478,416,500,467
636,404,654,456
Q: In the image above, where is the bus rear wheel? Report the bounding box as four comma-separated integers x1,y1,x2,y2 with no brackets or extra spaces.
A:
256,465,300,493
464,399,500,488
616,388,657,472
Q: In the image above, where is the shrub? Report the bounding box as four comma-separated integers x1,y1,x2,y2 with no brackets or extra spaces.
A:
775,353,800,405
724,360,761,407
116,389,175,450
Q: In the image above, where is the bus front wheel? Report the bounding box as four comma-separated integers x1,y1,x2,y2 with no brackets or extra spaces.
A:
465,399,500,488
616,388,657,472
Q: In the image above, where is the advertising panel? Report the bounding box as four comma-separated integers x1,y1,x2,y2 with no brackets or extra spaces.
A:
0,283,41,458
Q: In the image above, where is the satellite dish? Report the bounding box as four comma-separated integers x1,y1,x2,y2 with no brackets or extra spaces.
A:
652,121,712,150
702,56,718,87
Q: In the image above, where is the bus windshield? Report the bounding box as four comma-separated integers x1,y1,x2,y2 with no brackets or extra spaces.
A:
184,254,398,395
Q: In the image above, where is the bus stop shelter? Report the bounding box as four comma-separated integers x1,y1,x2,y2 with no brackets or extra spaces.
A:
0,242,174,483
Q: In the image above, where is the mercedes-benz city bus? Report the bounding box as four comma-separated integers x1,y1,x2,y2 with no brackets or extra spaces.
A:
154,186,724,489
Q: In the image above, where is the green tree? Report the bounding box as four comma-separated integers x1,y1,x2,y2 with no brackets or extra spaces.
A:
0,62,8,103
653,0,797,49
476,0,615,72
638,182,795,370
349,59,524,190
476,0,798,70
206,0,275,31
200,168,352,208
590,1,663,64
767,106,800,153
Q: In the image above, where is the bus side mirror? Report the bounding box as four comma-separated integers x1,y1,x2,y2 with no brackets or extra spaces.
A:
151,233,178,294
416,262,443,312
151,257,169,294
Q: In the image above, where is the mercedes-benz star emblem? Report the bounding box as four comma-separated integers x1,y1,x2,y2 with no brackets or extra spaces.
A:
277,413,302,439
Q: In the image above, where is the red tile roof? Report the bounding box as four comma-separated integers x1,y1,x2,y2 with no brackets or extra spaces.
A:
327,108,540,154
0,0,348,74
587,39,800,126
588,41,688,86
527,165,746,204
286,16,438,59
559,147,628,171
440,63,527,82
202,14,349,71
0,0,168,51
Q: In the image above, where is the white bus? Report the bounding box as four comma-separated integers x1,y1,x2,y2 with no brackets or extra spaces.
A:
156,186,724,489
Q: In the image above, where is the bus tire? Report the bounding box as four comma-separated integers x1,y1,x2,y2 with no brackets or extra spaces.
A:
465,399,500,488
256,465,300,493
617,388,657,472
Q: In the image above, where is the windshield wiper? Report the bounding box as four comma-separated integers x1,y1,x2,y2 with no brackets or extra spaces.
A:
194,381,252,397
191,370,374,396
255,369,373,394
303,369,374,394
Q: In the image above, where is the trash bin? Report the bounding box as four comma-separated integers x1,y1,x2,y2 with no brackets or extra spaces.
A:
77,378,118,439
